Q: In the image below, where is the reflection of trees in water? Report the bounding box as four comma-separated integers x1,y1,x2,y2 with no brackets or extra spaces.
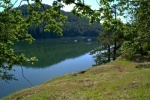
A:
13,39,99,68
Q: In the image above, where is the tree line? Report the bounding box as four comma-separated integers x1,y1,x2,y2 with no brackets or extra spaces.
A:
17,4,102,39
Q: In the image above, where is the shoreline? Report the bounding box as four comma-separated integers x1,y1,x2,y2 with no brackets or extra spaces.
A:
2,58,150,99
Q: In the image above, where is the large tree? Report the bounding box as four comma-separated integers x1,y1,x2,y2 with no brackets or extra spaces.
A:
121,0,150,58
68,0,150,61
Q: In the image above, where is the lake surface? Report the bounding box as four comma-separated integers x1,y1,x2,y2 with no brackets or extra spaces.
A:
0,38,98,98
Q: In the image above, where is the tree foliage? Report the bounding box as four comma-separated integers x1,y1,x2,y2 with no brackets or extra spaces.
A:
119,0,150,57
0,0,67,81
60,0,150,63
80,0,150,62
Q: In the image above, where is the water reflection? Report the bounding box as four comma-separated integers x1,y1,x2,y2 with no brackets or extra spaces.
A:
0,52,96,98
14,38,98,68
0,38,99,98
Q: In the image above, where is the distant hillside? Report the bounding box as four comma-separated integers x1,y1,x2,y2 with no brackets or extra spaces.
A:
17,4,102,39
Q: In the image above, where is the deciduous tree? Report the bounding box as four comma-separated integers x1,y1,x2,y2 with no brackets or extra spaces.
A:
0,0,67,81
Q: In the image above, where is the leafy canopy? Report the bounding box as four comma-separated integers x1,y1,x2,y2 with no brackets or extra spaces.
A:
0,0,67,81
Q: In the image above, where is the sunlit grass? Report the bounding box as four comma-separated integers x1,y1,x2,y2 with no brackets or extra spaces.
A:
2,59,150,100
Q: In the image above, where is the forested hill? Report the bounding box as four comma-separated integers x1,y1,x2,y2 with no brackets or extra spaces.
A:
17,4,102,39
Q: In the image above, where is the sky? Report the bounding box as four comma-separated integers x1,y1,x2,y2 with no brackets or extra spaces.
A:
59,0,100,11
1,0,127,23
9,0,100,12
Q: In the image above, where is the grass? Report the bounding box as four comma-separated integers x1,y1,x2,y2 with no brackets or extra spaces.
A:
2,58,150,100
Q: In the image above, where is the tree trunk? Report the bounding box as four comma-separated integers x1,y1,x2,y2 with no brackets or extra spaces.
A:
140,45,144,56
107,45,111,62
113,40,116,60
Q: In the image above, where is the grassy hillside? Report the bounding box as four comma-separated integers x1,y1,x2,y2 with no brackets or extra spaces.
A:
2,58,150,100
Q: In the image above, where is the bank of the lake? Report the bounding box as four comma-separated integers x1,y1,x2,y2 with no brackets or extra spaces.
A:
0,38,99,98
3,58,150,100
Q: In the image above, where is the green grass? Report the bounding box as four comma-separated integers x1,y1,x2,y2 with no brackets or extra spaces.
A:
2,59,150,100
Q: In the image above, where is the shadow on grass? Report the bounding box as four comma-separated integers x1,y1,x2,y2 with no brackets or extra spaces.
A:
123,55,150,69
133,55,150,69
135,64,150,69
130,55,150,63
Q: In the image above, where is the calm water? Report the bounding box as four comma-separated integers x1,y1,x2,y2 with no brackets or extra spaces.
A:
0,38,98,98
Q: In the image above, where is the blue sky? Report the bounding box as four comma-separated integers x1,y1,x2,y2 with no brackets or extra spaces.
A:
60,0,100,11
9,0,100,11
2,0,126,23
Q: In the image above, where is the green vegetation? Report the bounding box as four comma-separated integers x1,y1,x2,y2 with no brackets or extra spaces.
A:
80,0,150,65
2,58,150,99
1,0,150,80
1,0,150,99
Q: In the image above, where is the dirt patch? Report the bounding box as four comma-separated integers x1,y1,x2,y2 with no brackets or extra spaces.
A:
128,81,139,89
112,66,124,72
146,82,150,88
76,79,96,87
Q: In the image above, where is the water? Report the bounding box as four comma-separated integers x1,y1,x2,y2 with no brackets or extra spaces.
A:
0,38,98,98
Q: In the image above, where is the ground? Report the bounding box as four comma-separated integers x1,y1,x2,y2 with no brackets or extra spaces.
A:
2,58,150,100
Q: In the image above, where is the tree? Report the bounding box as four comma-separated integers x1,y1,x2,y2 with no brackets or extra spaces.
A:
67,0,150,61
0,0,67,81
1,0,150,80
120,0,150,58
